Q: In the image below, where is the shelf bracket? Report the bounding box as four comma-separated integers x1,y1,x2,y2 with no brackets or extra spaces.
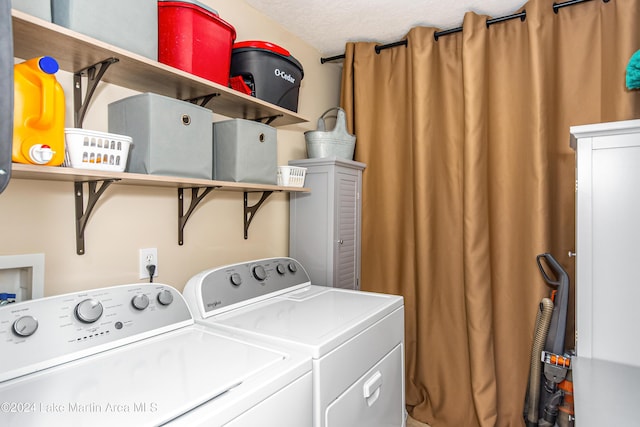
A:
75,179,118,255
73,57,119,128
185,93,220,109
244,191,274,239
178,187,220,245
255,114,284,125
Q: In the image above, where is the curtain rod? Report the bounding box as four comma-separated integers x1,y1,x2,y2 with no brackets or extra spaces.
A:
320,0,610,63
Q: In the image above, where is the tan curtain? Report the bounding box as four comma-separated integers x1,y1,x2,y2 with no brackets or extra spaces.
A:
340,0,640,425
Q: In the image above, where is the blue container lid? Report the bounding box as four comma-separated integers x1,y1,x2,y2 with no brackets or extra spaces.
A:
38,56,59,74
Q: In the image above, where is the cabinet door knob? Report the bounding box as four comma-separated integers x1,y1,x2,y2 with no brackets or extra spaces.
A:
337,239,344,245
568,251,576,258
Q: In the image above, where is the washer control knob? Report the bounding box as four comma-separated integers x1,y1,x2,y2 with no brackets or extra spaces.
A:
131,294,150,310
157,289,174,306
230,272,243,286
288,262,298,273
13,315,38,337
75,299,104,323
276,263,286,275
252,265,267,281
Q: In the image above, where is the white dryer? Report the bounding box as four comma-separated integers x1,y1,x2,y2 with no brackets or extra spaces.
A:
183,257,406,427
0,283,312,427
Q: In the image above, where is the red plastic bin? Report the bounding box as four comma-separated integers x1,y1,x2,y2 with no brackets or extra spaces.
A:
158,0,236,85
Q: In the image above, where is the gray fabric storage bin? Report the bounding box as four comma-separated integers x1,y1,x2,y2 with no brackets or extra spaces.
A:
108,93,212,179
213,119,277,184
51,0,157,60
12,0,51,21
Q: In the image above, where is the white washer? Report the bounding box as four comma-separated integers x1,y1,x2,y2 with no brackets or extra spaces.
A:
0,283,312,427
183,257,406,427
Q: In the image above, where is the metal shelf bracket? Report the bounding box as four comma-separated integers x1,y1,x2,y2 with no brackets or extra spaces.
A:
244,191,274,239
75,179,118,255
73,57,119,128
256,114,284,125
178,187,219,245
185,93,220,109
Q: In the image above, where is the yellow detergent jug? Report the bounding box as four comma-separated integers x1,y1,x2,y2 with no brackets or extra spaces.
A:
13,56,65,166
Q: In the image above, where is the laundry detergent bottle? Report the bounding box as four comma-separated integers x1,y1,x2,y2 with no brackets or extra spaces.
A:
13,56,65,166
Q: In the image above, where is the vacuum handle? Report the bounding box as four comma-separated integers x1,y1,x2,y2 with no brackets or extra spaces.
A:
536,253,568,288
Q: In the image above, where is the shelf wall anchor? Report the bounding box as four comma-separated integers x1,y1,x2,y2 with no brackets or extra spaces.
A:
178,187,219,245
75,179,118,255
73,57,119,128
244,191,274,239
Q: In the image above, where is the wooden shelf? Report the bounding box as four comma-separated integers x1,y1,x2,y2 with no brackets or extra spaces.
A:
11,164,310,193
11,164,309,254
11,9,308,126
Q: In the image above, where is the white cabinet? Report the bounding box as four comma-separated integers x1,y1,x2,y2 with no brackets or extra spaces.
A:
570,119,640,366
289,157,366,289
570,120,640,427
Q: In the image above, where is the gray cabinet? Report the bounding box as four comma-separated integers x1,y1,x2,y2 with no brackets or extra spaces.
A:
289,157,366,289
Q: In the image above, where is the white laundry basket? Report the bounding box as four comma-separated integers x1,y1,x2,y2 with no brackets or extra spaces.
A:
277,166,306,187
63,128,131,172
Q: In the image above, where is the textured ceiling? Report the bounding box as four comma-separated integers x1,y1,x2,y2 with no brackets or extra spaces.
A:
245,0,528,57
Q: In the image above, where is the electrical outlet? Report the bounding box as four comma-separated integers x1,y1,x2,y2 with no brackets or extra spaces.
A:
139,248,158,280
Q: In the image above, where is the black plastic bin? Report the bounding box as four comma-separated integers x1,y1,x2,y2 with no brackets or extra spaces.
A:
230,41,304,112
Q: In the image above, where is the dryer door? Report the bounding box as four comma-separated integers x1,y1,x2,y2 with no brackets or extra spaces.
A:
325,343,404,427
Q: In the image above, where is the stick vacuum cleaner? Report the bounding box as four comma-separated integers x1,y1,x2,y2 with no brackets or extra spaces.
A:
524,253,573,427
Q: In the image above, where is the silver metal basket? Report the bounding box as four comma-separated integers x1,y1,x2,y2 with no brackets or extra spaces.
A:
304,107,355,160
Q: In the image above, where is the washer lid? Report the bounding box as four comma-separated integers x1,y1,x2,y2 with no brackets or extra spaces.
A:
0,326,299,427
210,286,404,358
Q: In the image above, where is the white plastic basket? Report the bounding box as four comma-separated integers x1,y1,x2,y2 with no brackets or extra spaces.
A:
63,128,131,172
277,166,306,187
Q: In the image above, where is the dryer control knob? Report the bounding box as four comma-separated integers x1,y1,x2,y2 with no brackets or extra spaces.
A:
288,262,298,273
157,289,174,306
75,299,104,323
131,294,150,310
230,272,243,286
276,263,286,275
252,265,267,281
13,315,38,337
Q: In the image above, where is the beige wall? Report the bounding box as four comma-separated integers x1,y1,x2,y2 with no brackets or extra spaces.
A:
3,0,343,296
